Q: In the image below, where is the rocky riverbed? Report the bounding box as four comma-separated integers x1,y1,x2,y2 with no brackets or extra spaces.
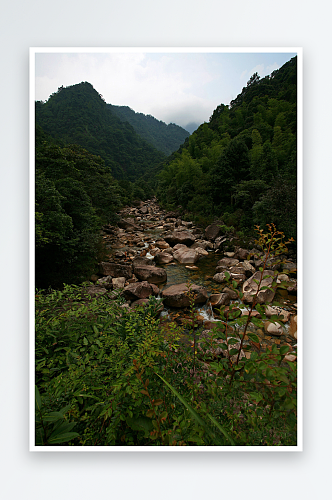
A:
88,198,298,360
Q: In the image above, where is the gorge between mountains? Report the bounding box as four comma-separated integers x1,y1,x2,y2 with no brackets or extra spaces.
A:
88,198,297,360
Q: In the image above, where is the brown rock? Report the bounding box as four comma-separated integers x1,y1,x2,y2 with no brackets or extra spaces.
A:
99,262,133,279
164,231,196,247
204,223,223,241
265,306,291,323
264,321,283,336
233,248,249,260
112,277,126,289
155,240,170,249
213,272,228,284
154,252,174,264
173,247,200,264
162,283,208,308
209,293,230,308
223,287,239,300
118,219,141,232
242,270,275,304
134,265,167,284
123,281,160,301
191,240,213,250
132,257,156,268
217,257,239,267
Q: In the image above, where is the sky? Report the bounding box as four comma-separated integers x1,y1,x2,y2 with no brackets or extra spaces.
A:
34,49,297,131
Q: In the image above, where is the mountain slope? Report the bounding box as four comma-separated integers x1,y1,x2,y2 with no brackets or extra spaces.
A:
157,56,297,241
108,104,190,156
35,82,166,181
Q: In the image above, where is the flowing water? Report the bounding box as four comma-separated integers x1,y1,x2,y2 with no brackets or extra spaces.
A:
107,211,297,348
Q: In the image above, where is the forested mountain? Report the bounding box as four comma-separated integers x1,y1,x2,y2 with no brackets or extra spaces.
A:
35,123,125,288
35,82,166,182
108,104,190,156
157,56,297,241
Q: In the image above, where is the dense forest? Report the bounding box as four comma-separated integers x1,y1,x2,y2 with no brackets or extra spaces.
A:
34,56,298,447
35,82,166,183
157,56,297,242
35,57,297,288
108,104,190,156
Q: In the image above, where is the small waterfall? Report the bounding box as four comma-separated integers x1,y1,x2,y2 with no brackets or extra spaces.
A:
197,303,220,322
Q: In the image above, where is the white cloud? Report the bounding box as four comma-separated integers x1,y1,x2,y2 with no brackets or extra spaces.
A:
266,62,280,74
248,64,265,79
34,51,297,128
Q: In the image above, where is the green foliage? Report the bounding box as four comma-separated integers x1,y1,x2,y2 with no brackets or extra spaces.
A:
35,82,166,182
35,225,297,447
156,56,297,242
35,140,121,288
108,104,190,156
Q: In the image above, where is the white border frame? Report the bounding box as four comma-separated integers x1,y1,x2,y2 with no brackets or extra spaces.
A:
29,46,303,452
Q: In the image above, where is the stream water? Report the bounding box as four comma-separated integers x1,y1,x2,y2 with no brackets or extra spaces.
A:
106,210,297,349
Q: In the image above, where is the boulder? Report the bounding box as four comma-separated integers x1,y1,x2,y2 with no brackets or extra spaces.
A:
134,265,167,284
214,236,228,251
132,257,155,268
209,293,230,308
277,273,290,282
242,270,276,304
265,306,291,323
118,218,141,232
223,287,239,300
238,260,256,276
162,283,209,308
191,240,213,251
173,243,188,251
217,257,239,267
123,281,160,301
112,277,126,289
264,321,283,336
213,272,228,283
194,247,209,258
155,240,170,249
283,261,297,273
233,248,249,260
96,275,113,289
99,262,133,279
204,223,223,241
173,247,200,264
164,231,196,247
230,272,246,283
154,252,174,264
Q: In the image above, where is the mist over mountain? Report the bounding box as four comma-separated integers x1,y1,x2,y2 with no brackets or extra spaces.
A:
184,122,200,134
108,104,190,156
